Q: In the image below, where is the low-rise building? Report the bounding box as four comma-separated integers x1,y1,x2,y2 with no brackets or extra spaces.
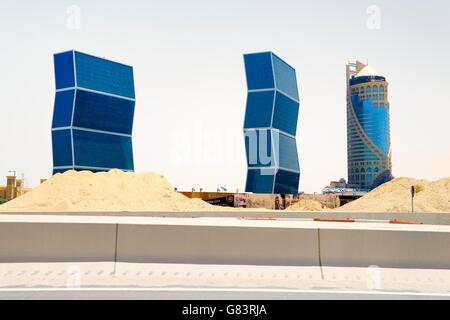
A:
0,176,29,201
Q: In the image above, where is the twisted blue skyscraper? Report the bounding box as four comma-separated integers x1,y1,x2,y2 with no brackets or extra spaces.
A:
243,52,300,194
51,50,135,174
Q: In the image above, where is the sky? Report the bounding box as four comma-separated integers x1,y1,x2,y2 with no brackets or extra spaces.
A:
0,0,449,193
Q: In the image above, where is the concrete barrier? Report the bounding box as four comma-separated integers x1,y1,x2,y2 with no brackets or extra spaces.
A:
319,228,450,269
117,224,320,266
0,216,448,269
3,211,449,225
0,222,116,263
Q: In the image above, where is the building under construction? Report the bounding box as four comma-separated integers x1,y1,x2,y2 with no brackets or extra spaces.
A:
0,176,28,202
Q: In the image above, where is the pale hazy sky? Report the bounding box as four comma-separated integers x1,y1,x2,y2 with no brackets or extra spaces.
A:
0,0,449,193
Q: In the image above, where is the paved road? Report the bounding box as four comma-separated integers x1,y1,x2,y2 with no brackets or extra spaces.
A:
1,211,449,225
1,288,449,300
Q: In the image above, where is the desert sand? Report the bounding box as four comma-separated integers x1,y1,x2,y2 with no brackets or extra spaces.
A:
285,199,326,211
336,177,450,213
0,170,221,212
1,170,449,213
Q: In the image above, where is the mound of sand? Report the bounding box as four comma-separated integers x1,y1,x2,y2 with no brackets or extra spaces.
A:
337,177,450,213
0,170,221,212
285,199,327,212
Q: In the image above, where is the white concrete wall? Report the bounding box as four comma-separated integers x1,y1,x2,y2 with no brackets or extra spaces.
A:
117,225,319,266
0,218,449,269
0,222,116,262
319,228,450,269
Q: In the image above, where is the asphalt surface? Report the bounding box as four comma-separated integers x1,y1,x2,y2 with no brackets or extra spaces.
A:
1,288,449,300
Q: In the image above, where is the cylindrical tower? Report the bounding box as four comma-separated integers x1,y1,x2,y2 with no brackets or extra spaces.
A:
346,61,393,191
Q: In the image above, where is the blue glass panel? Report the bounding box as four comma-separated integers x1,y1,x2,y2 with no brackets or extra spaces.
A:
244,129,274,168
272,92,299,136
245,169,275,194
243,52,275,90
243,91,274,129
54,167,117,174
72,129,134,170
72,90,135,134
274,133,300,171
74,168,117,173
352,97,390,155
52,129,73,167
52,90,75,128
272,53,299,101
74,52,135,99
274,169,300,194
53,168,71,175
54,51,75,89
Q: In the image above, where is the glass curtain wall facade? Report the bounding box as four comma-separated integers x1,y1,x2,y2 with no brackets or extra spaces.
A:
243,52,300,194
52,50,135,174
346,61,392,190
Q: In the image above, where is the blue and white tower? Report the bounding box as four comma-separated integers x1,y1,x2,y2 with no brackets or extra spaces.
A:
346,60,393,190
243,52,300,194
51,50,136,174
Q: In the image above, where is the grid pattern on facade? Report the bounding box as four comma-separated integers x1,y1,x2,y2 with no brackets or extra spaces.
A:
243,52,300,194
51,50,135,175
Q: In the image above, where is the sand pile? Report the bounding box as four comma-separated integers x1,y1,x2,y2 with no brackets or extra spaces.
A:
0,170,220,212
337,177,450,213
285,199,327,212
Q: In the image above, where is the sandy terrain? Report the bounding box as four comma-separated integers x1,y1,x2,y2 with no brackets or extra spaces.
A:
285,199,326,211
1,170,449,213
0,170,224,212
336,177,450,213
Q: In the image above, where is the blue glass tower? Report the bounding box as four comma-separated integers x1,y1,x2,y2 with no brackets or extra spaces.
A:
51,50,135,174
243,52,300,194
346,61,392,190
